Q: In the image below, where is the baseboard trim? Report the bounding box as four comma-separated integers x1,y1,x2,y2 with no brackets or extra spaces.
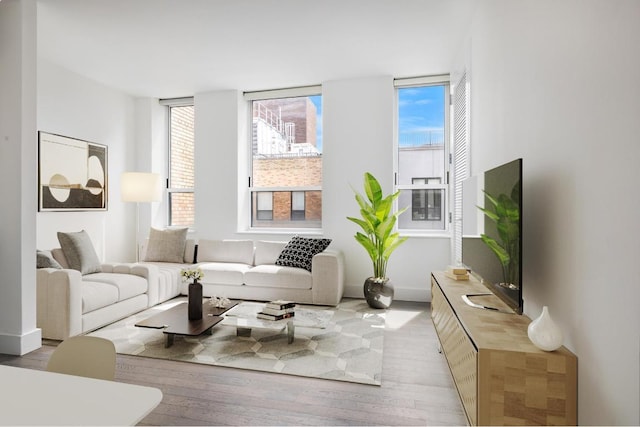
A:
0,328,42,356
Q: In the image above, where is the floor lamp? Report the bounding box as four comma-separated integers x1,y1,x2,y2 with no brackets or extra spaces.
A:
121,172,163,262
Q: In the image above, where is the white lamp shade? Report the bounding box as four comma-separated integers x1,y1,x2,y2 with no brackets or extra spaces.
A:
121,172,163,202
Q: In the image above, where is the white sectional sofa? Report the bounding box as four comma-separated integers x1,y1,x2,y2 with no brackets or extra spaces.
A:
36,250,170,340
36,234,344,340
141,239,345,307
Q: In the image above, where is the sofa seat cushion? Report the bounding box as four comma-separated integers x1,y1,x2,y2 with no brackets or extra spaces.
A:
81,281,119,314
244,265,312,289
198,262,250,286
84,272,148,302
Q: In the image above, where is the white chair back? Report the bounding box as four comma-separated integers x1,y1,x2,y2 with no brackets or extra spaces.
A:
47,336,116,381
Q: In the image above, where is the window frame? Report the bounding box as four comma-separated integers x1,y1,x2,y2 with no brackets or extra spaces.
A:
244,85,323,232
162,97,195,228
394,76,451,236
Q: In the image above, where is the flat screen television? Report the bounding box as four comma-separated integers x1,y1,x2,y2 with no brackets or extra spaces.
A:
462,158,523,314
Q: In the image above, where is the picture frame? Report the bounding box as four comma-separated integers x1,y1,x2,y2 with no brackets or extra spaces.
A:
38,131,108,211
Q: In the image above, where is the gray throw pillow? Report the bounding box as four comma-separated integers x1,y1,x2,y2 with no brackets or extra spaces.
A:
144,227,188,263
36,250,62,269
57,230,102,275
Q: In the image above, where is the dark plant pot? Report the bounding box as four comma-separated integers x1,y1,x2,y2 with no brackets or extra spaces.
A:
364,277,394,309
188,280,203,320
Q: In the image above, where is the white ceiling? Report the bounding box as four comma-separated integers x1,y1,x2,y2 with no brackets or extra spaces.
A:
37,0,476,98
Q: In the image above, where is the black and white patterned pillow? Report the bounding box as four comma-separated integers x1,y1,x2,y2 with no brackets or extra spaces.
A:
275,236,332,272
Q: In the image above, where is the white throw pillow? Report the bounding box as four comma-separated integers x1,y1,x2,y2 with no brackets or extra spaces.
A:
144,227,188,263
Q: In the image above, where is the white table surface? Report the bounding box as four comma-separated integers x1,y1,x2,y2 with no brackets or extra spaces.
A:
0,364,163,426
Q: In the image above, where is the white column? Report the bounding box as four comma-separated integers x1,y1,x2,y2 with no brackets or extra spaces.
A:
0,0,41,355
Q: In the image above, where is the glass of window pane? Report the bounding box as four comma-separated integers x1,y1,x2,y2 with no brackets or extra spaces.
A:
398,188,445,230
169,105,195,227
169,192,194,227
396,83,448,232
250,94,322,229
397,86,446,185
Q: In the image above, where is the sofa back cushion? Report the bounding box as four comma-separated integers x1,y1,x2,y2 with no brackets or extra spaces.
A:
197,240,254,265
51,248,69,268
254,240,287,266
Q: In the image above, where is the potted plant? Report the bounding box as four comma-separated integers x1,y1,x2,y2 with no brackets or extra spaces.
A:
477,183,520,290
347,172,408,308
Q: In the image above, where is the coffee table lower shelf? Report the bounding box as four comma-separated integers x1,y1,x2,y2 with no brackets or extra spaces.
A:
234,320,295,344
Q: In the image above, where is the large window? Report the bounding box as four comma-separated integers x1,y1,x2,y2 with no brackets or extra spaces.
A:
168,103,195,227
395,77,450,231
247,87,322,229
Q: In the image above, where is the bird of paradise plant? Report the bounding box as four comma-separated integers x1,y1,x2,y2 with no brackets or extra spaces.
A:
347,172,408,279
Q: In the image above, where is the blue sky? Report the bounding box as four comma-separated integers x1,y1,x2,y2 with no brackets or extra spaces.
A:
398,85,445,146
310,95,322,151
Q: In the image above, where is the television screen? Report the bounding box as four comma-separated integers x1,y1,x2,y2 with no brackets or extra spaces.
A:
462,158,523,314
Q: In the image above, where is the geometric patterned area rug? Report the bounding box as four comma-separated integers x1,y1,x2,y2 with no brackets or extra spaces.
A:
88,297,385,386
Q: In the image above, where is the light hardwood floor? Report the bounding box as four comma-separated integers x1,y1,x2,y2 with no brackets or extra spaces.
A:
0,300,467,426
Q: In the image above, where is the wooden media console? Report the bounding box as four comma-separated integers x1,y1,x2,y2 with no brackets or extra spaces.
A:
431,271,577,425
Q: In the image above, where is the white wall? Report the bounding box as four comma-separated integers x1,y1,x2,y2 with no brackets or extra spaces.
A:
0,0,41,355
461,0,640,424
194,90,245,238
190,77,451,300
37,59,137,262
134,97,167,251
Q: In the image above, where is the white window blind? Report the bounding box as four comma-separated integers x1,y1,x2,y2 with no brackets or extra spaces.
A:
452,71,470,264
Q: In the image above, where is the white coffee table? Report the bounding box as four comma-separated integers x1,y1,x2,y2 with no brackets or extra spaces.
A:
221,306,295,344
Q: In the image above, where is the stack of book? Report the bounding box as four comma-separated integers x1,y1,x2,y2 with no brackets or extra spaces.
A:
257,300,296,321
445,265,470,281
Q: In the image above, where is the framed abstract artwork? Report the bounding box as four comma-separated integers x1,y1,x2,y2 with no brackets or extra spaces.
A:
38,132,108,211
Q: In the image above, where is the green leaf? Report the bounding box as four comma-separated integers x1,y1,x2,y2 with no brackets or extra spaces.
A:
477,205,499,222
346,216,373,234
480,234,510,266
376,196,393,221
383,233,407,258
354,192,370,212
364,172,382,205
355,232,376,259
483,190,499,208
